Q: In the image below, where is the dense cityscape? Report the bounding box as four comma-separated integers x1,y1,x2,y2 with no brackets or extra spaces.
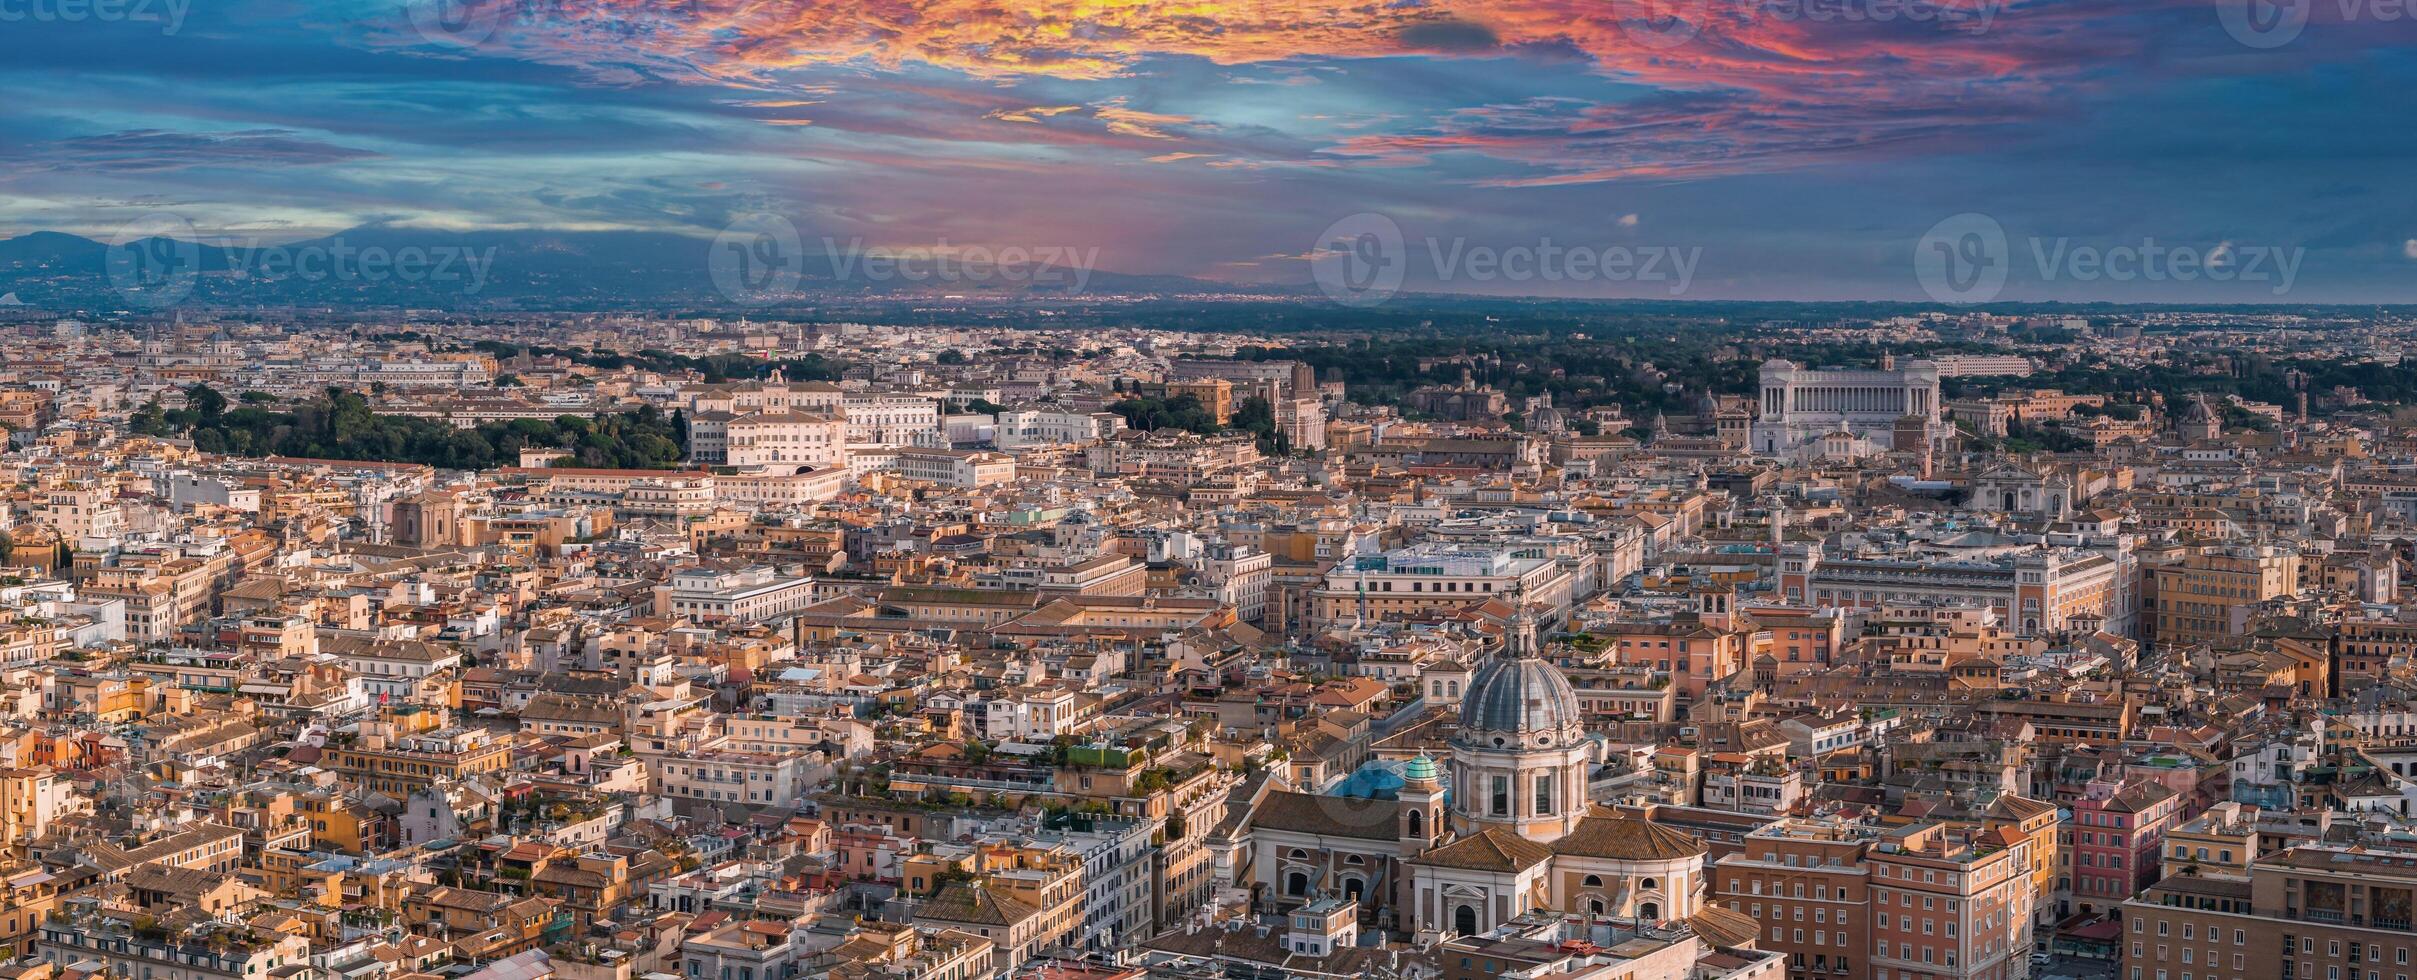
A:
0,302,2406,980
8,0,2415,975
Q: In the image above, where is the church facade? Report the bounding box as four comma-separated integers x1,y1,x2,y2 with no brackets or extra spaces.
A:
1233,610,1713,939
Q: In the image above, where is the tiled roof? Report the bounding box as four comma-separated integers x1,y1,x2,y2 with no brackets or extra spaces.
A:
1413,827,1553,872
916,882,1039,927
1247,790,1404,843
1550,812,1708,861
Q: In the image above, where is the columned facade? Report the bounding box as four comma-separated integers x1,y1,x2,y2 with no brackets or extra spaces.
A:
1751,358,1949,458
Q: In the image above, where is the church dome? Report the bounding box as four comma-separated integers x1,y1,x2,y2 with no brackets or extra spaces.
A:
1458,653,1584,743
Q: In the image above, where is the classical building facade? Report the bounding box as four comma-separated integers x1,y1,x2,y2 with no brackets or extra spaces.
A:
1751,359,1948,459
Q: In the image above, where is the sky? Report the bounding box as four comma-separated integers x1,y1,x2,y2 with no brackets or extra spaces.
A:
2,0,2414,303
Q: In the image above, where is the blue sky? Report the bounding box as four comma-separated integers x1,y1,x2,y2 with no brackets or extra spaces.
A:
2,0,2413,301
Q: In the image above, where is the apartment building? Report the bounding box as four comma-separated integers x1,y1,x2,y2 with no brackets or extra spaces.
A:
888,447,1016,488
324,634,463,701
1309,544,1578,628
713,469,850,507
914,845,1083,972
1036,815,1160,953
1932,356,2037,378
320,715,514,797
84,557,220,643
1867,821,2037,980
2122,844,2417,980
682,920,806,980
1711,815,2045,980
2159,801,2263,880
1596,592,1760,701
36,915,311,980
824,924,994,980
649,748,819,808
2070,778,2187,916
400,886,558,960
0,766,71,845
2151,546,2299,646
1783,547,2125,639
37,484,124,539
1088,433,1262,483
1714,820,1877,980
88,822,248,879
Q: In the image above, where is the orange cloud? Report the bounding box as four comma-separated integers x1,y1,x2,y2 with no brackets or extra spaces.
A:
409,0,2193,183
1096,105,1194,139
986,105,1086,123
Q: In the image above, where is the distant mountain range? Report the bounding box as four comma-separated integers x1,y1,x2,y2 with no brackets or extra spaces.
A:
0,227,1252,311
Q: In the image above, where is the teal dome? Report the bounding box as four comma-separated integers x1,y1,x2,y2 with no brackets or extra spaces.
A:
1403,754,1440,783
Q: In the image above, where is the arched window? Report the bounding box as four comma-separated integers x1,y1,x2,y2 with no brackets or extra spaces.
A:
1286,872,1310,897
1342,877,1366,901
1453,904,1479,936
1407,810,1424,838
1641,877,1660,891
1582,875,1603,888
1344,854,1364,865
1588,898,1605,915
1639,901,1660,921
1290,848,1309,861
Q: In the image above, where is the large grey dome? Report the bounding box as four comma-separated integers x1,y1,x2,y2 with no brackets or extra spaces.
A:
1457,654,1584,741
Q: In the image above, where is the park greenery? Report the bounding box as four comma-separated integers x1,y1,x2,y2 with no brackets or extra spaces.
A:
130,384,687,470
1108,392,1290,454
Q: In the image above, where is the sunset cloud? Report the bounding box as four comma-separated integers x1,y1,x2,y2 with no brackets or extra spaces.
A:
0,0,2410,300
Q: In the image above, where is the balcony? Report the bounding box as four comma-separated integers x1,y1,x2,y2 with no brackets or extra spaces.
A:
2301,909,2346,924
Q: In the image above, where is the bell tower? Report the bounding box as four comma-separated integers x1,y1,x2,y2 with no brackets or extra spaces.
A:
1399,754,1446,852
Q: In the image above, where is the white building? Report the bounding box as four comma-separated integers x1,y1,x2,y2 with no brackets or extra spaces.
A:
976,687,1084,741
723,411,847,472
1933,354,2036,377
995,409,1127,451
888,447,1016,488
652,748,820,808
1750,359,1947,458
1309,544,1579,628
843,393,943,448
653,565,819,624
1203,545,1274,624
